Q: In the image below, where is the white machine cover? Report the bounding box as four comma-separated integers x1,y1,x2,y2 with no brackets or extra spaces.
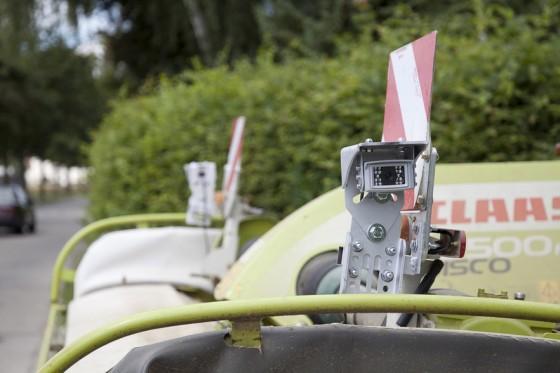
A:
74,227,221,297
66,285,218,373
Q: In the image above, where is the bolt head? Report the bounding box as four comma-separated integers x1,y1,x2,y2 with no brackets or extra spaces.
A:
367,223,386,242
356,175,362,190
373,193,390,203
349,267,359,278
352,241,363,252
385,246,397,256
381,270,394,282
514,292,526,300
410,239,418,253
365,138,373,143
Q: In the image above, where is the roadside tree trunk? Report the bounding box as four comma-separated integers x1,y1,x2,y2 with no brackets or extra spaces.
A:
14,155,27,188
2,152,9,183
183,0,213,66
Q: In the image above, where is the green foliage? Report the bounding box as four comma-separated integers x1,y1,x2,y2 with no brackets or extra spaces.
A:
0,42,106,166
0,0,36,59
89,2,560,219
0,0,106,184
68,0,262,88
65,0,356,88
39,44,107,165
258,0,354,58
89,51,382,218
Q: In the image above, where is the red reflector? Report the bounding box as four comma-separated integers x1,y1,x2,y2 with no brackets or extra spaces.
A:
459,231,467,258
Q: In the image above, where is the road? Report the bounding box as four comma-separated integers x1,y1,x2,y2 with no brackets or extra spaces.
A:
0,197,87,373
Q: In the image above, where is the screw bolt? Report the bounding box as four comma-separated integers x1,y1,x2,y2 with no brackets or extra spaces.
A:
514,292,526,300
381,270,394,282
373,193,390,203
352,241,363,252
365,138,373,143
367,223,386,242
410,239,418,253
349,267,359,278
385,246,397,256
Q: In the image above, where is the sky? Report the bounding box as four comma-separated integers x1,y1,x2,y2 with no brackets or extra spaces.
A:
38,0,111,59
75,11,110,58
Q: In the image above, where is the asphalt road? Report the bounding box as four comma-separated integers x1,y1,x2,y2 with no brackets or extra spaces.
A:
0,197,87,373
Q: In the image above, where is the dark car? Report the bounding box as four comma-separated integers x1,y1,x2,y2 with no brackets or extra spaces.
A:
0,183,35,234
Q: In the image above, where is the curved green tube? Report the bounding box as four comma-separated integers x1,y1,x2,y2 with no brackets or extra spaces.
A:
39,293,560,373
49,213,188,303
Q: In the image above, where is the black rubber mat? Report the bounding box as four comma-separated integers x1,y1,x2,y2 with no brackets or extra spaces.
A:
110,324,560,373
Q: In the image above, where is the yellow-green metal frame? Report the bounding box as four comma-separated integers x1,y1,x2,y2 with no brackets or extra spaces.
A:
39,293,560,373
39,213,189,369
38,212,274,369
37,212,275,366
50,213,189,304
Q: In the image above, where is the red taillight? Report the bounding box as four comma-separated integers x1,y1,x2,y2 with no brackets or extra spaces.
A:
459,231,467,258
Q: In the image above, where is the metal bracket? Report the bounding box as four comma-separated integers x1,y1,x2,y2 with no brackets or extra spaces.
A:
340,140,427,296
404,147,438,275
225,319,262,349
477,289,508,299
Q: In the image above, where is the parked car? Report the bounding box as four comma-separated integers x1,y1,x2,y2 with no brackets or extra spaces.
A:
0,183,35,234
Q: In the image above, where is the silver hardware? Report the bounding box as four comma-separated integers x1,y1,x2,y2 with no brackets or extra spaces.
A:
410,257,418,270
514,292,526,301
381,270,394,282
385,246,397,256
417,194,426,207
367,223,386,242
352,241,363,252
373,192,390,203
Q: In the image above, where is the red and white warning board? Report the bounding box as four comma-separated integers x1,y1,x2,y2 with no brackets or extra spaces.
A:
222,116,245,217
382,31,436,143
382,31,437,210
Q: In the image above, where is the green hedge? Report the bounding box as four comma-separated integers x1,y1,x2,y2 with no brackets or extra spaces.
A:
89,8,560,219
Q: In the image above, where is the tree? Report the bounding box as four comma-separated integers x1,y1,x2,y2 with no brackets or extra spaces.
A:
258,0,355,58
64,0,262,88
38,43,106,166
87,1,560,218
62,0,359,88
0,0,106,185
